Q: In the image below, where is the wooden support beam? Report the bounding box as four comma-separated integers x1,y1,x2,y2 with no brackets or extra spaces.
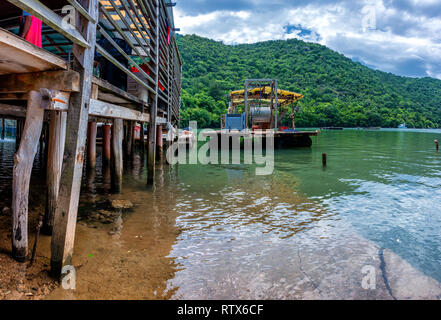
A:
126,121,134,158
50,0,98,277
0,104,26,118
111,118,123,193
156,124,163,162
140,122,146,156
89,99,150,122
43,110,67,235
1,118,5,140
148,0,160,185
103,123,112,164
87,121,97,169
0,70,80,93
12,90,45,262
16,118,24,148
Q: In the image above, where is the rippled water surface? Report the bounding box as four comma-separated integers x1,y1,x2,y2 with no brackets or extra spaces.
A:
1,129,440,299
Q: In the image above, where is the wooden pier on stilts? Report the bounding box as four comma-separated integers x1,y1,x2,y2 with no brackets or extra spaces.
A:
0,0,182,276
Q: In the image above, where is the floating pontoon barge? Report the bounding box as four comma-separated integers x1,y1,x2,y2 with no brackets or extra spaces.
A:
216,79,319,147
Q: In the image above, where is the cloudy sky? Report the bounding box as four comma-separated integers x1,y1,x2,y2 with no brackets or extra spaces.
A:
173,0,441,79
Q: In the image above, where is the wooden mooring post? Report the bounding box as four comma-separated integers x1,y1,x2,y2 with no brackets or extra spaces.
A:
43,110,67,235
12,90,45,262
435,140,439,152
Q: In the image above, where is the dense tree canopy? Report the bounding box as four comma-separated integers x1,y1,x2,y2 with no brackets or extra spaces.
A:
177,34,441,129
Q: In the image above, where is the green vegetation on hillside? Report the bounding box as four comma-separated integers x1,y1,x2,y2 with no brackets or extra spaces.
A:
177,34,441,129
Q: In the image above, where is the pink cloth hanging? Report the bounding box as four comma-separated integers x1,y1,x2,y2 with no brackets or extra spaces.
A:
24,16,42,48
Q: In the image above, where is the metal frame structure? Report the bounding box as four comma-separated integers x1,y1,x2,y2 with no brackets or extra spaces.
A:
244,79,278,130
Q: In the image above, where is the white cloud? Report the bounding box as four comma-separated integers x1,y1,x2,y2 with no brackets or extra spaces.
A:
174,0,441,79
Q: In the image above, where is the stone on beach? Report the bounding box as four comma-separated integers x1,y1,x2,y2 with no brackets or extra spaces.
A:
111,200,134,210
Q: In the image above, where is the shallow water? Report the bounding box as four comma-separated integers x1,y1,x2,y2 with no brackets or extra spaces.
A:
1,129,440,299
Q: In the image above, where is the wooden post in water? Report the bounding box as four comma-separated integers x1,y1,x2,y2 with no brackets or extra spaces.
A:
51,0,99,277
435,140,439,152
103,123,112,164
126,121,134,158
322,153,327,167
1,118,5,139
16,119,24,148
112,118,123,193
147,0,160,184
140,122,146,156
43,110,67,235
12,90,45,262
88,84,98,169
87,121,97,169
156,124,163,161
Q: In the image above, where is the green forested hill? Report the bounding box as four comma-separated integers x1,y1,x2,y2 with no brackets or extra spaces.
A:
176,34,441,129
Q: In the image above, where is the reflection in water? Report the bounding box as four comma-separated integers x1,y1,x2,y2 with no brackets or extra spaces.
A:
0,129,440,299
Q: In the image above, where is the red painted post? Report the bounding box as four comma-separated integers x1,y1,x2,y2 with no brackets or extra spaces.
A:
87,121,97,168
103,124,112,164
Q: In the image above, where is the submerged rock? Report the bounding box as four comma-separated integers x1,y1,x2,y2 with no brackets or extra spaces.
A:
111,200,134,210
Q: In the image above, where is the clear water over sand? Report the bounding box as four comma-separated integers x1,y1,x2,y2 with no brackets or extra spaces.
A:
1,129,440,299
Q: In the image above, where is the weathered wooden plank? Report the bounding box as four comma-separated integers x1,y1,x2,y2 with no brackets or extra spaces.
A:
92,77,146,107
12,90,45,262
43,110,67,235
111,118,123,193
0,28,67,75
0,104,27,118
50,0,98,277
0,70,80,93
6,0,90,48
89,99,150,122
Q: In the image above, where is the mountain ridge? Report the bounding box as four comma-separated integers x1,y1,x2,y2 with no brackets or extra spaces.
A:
177,34,441,128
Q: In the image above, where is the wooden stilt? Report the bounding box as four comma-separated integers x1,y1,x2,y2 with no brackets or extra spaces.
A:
51,0,99,277
87,121,97,169
126,120,133,158
16,119,24,147
43,110,67,235
147,121,156,184
156,124,163,161
12,90,45,262
140,122,146,156
147,0,160,185
1,118,5,139
112,118,123,193
103,123,112,164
